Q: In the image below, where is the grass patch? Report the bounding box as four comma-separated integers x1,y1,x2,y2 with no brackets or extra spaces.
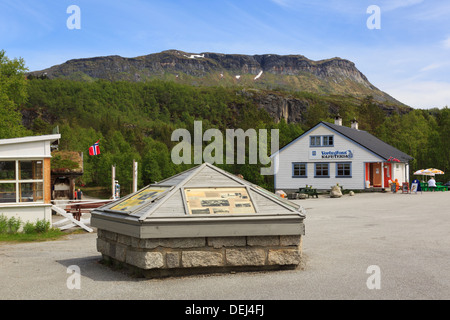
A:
0,228,66,242
0,214,70,243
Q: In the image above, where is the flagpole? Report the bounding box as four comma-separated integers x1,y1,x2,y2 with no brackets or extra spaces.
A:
112,164,116,200
132,159,138,193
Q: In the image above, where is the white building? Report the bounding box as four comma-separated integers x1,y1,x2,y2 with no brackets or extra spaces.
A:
0,134,60,223
273,117,413,192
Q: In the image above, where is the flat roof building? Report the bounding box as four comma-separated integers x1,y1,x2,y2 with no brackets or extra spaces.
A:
0,134,60,223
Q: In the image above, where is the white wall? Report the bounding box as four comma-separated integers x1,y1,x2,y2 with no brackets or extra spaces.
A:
275,124,384,190
0,204,53,225
392,163,407,184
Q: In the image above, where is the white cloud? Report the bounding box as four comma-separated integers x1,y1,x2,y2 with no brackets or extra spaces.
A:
380,0,424,12
442,36,450,49
270,0,291,7
420,63,442,72
408,2,450,20
384,80,450,109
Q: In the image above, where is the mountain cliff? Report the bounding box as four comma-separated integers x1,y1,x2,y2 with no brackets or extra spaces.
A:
29,50,403,105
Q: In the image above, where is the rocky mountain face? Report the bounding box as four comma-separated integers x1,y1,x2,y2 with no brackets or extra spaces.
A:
239,90,410,124
29,50,403,106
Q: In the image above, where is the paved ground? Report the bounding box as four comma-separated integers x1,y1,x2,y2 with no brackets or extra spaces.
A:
1,191,449,300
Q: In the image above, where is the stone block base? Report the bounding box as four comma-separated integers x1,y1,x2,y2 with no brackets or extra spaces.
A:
96,230,303,278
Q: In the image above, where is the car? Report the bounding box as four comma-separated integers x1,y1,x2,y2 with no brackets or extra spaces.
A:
444,181,450,187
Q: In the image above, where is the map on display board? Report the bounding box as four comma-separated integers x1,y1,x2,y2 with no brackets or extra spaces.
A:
184,187,256,215
110,186,168,212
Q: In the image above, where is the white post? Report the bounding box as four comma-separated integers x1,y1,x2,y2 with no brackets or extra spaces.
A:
132,160,138,193
112,165,116,199
381,162,385,190
405,163,409,183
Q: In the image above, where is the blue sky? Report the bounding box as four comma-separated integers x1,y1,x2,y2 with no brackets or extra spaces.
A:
1,0,449,109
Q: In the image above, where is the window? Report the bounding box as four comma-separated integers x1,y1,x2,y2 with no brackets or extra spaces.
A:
323,135,334,146
315,163,329,178
0,183,16,203
310,136,321,147
19,160,43,180
0,160,44,203
0,161,15,180
292,163,307,178
336,163,352,177
310,135,334,147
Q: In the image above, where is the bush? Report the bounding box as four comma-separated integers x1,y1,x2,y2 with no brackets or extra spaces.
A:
0,215,8,233
7,216,22,234
23,221,36,234
35,219,50,233
0,215,51,235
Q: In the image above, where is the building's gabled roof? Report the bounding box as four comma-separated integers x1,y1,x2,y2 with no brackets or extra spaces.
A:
274,121,413,163
321,122,413,162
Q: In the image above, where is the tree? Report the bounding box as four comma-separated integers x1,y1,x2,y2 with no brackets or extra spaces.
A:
0,50,29,138
357,95,386,134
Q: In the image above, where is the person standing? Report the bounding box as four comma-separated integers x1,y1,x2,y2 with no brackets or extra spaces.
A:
428,177,436,191
76,188,83,200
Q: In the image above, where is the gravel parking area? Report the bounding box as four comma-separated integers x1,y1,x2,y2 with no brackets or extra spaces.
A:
1,191,449,300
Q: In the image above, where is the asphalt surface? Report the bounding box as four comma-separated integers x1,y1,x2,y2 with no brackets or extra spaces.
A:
1,191,449,300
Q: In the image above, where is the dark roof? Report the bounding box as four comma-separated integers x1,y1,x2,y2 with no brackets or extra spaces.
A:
321,122,413,162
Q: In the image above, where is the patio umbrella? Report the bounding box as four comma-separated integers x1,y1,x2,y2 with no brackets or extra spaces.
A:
387,156,401,162
414,169,444,182
424,168,444,175
414,169,431,176
414,169,434,183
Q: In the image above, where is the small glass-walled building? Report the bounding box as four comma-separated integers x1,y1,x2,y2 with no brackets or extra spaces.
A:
0,134,60,223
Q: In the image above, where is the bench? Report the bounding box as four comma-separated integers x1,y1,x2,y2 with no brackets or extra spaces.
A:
65,201,109,221
298,186,319,199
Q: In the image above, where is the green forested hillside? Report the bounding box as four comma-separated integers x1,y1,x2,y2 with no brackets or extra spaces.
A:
23,78,305,193
19,78,449,194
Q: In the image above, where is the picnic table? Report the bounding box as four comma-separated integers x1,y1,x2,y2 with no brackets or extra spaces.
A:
65,201,110,221
297,185,319,198
436,182,449,191
420,182,448,192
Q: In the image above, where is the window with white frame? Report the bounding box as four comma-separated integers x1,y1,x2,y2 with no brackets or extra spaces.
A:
0,160,44,203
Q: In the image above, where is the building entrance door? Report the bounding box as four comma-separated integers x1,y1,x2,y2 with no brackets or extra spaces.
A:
370,163,382,187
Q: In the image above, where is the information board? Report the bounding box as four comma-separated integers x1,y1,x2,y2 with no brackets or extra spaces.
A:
402,182,409,193
110,186,168,212
391,183,397,193
184,187,256,215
